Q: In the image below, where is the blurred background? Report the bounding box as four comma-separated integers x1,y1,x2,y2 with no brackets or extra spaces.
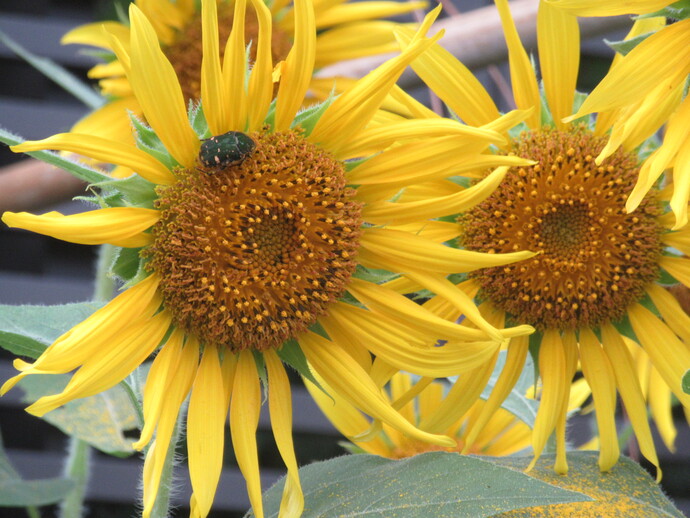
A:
0,0,688,516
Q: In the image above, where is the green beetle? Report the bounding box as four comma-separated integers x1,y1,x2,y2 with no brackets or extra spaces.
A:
199,131,256,168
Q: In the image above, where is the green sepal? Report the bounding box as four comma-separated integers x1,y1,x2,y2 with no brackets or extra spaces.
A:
111,246,144,283
0,127,111,185
612,313,637,342
263,98,278,131
291,95,336,137
636,1,690,20
657,257,682,285
527,330,542,391
277,339,327,396
0,302,106,359
189,100,210,139
351,264,399,285
605,32,655,57
251,350,269,399
92,174,158,207
130,114,180,171
682,369,690,394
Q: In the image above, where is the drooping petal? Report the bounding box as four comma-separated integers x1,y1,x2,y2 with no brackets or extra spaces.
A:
230,350,264,518
265,350,304,518
537,1,579,130
26,310,172,417
127,4,200,168
187,343,226,518
2,208,159,248
11,133,174,185
601,324,660,480
298,331,455,448
141,336,199,518
579,328,620,472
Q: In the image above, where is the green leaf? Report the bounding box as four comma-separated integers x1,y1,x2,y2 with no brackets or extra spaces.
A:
0,302,105,358
251,452,590,518
0,432,74,507
111,246,144,283
0,127,112,185
0,29,103,110
492,452,685,517
18,374,138,456
606,32,654,57
682,369,690,394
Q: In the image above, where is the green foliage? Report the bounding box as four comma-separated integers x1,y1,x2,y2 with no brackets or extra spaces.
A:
252,452,591,517
111,246,145,283
606,33,654,57
18,374,138,456
0,303,105,359
277,339,326,394
0,432,74,507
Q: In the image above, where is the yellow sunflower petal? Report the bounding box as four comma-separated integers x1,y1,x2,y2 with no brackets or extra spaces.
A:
2,208,159,248
141,337,199,518
311,2,425,29
419,349,500,434
313,21,400,68
309,7,443,148
495,0,541,128
322,302,498,376
394,24,500,127
346,277,487,341
566,19,690,121
360,166,510,225
660,256,690,288
200,0,228,135
628,96,690,213
628,303,690,407
528,330,566,471
135,327,186,449
230,350,264,518
26,310,172,417
298,331,455,448
601,324,660,480
275,0,315,131
670,135,690,229
462,334,529,453
71,97,139,145
537,1,579,130
360,227,535,274
247,0,274,131
579,328,620,472
647,283,690,345
648,367,677,452
187,343,226,518
222,0,249,132
265,351,304,518
11,133,174,185
62,21,130,48
127,4,199,168
544,0,674,16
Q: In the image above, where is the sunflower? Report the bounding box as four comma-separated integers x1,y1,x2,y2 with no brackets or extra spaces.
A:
544,0,690,228
306,367,591,460
386,0,690,478
0,1,538,516
62,0,426,150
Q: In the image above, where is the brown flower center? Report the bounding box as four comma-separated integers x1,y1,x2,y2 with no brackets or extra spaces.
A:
146,131,362,351
164,3,292,102
459,127,663,331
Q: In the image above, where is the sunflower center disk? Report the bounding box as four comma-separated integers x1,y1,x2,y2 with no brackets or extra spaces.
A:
460,128,663,331
165,3,292,102
147,131,362,351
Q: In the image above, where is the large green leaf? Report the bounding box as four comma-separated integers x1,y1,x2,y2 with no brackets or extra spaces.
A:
18,374,138,457
0,432,74,507
251,452,590,518
0,302,104,359
491,452,685,517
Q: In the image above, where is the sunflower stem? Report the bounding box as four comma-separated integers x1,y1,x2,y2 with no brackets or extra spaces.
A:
59,438,91,518
93,243,117,301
